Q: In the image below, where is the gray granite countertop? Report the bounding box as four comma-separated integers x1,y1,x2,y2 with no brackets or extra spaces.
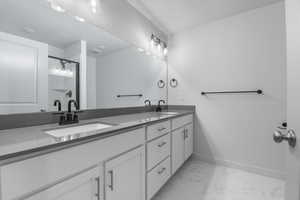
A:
0,110,193,165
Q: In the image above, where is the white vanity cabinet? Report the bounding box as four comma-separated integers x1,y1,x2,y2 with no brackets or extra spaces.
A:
25,166,102,200
0,128,145,200
147,157,171,199
184,123,194,161
146,120,171,200
105,147,145,200
172,127,185,173
171,115,194,174
0,113,194,200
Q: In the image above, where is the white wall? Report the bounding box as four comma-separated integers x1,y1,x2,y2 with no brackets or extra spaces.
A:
96,47,167,108
87,56,97,109
168,2,286,178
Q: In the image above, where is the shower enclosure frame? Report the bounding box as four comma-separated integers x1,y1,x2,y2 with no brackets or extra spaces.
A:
48,55,80,110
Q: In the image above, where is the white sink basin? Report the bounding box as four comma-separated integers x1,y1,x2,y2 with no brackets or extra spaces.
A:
45,123,112,139
160,112,179,115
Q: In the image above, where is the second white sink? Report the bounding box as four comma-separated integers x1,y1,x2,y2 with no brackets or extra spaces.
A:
45,123,113,138
160,112,179,115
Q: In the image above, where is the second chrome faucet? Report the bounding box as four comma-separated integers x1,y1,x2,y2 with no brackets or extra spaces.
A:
156,100,166,112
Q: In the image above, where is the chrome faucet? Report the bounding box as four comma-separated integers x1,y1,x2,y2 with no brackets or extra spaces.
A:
54,100,61,112
66,100,79,123
144,99,151,107
68,99,78,113
54,100,81,125
156,100,166,112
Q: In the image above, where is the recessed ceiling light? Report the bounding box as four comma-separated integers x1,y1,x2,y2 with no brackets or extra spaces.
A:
137,48,145,52
91,0,97,7
92,48,103,54
91,0,97,13
75,16,85,22
97,45,105,50
23,27,35,34
50,2,66,13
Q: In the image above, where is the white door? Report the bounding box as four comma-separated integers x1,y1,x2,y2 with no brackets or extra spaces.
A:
0,31,48,114
285,0,300,199
184,123,194,161
172,127,185,174
105,147,145,200
26,167,101,200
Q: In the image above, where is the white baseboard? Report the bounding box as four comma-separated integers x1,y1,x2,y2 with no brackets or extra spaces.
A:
192,153,286,180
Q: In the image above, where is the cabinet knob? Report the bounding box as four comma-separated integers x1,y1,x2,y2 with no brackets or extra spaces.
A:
158,127,166,132
157,141,167,147
95,177,100,200
158,167,166,175
108,170,114,191
183,129,188,139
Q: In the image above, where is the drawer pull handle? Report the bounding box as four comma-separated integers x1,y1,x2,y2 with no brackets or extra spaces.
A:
158,127,166,131
158,167,166,175
95,177,100,200
158,142,167,147
108,170,114,191
184,129,189,140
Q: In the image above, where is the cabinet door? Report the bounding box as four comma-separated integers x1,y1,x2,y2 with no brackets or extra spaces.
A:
0,32,48,114
105,147,145,200
184,123,194,161
171,127,185,174
26,167,102,200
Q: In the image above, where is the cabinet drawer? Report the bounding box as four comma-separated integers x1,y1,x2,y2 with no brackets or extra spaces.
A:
147,134,170,171
26,166,102,200
147,157,171,200
172,114,193,130
0,128,145,200
147,121,171,141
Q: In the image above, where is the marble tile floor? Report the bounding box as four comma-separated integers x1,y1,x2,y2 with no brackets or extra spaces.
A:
153,159,285,200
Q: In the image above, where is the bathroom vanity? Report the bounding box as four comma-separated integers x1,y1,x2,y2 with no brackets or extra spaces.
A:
0,112,194,200
0,1,193,200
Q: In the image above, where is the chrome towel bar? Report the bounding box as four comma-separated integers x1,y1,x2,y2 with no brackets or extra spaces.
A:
117,94,143,98
201,89,263,95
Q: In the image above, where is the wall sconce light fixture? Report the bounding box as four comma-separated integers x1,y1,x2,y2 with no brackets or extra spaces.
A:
91,0,97,13
150,34,168,58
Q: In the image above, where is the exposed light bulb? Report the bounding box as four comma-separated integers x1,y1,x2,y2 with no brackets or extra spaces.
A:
150,39,154,47
157,43,162,52
163,47,168,56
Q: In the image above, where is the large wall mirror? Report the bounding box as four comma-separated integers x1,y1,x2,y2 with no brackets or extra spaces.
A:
0,0,168,114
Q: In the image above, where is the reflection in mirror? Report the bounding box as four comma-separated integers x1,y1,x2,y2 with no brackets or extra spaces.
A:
48,56,79,112
90,45,167,109
0,0,167,115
